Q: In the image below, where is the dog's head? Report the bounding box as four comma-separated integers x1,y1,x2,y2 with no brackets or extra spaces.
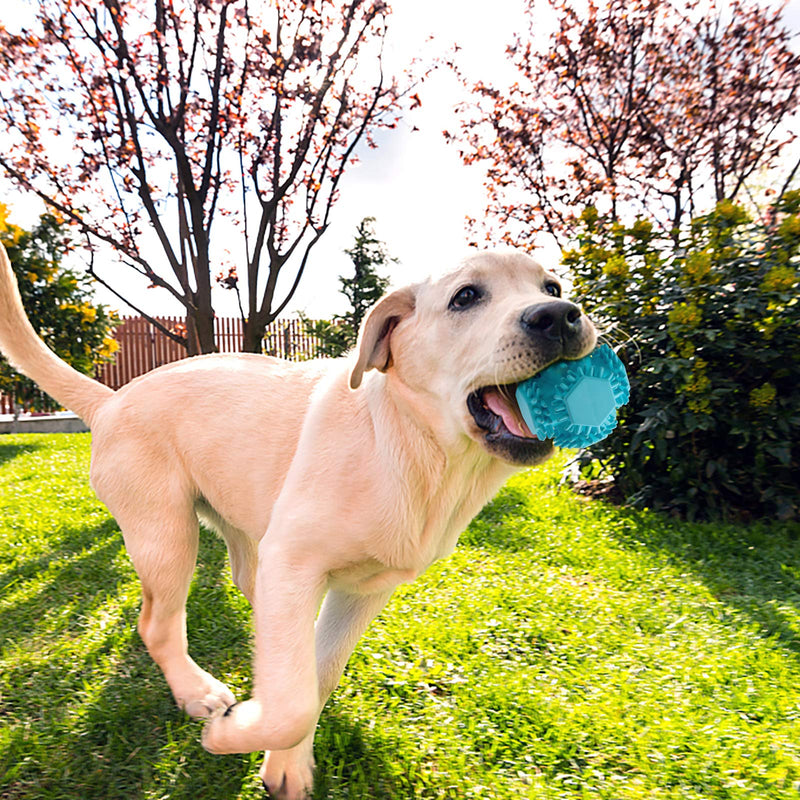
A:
350,250,597,466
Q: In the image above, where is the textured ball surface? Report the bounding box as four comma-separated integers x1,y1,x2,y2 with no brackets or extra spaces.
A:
515,344,630,448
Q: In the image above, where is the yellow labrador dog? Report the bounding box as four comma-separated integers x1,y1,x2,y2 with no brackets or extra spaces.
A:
0,244,596,799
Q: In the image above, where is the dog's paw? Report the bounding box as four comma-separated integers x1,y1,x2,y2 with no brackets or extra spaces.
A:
202,698,316,755
201,698,268,754
260,739,315,800
172,668,236,719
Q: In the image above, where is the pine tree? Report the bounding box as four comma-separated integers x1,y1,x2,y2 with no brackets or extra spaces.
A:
304,217,394,358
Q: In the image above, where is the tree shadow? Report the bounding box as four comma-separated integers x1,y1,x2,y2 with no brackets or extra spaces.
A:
594,497,800,659
0,518,125,634
0,518,261,798
0,518,405,799
311,708,415,799
0,439,44,468
461,474,800,664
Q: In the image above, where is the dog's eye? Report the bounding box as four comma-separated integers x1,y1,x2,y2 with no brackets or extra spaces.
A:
544,282,562,298
449,285,483,311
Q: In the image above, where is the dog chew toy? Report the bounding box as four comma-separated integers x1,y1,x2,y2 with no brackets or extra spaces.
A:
515,344,630,449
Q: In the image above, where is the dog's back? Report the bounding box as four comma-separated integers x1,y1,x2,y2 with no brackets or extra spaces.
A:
89,352,331,538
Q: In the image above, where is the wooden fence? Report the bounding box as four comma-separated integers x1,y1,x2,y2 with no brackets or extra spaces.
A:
97,315,322,390
1,315,323,413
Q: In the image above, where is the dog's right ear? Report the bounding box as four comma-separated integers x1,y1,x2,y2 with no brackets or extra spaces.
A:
349,286,416,390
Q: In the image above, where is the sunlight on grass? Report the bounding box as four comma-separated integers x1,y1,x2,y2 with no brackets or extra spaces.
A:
1,434,800,799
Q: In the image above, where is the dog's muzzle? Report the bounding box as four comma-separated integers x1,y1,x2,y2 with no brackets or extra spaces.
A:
466,300,593,466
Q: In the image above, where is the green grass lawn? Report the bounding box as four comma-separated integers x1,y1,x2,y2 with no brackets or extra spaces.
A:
1,433,800,799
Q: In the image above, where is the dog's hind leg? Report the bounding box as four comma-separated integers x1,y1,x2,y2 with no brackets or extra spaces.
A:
195,502,258,606
112,499,236,719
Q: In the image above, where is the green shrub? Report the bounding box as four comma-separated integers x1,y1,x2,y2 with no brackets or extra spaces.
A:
565,196,800,520
0,206,120,412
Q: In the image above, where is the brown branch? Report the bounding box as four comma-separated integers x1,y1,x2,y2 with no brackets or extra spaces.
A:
269,226,327,321
86,250,188,348
0,157,191,309
200,0,232,199
776,154,800,205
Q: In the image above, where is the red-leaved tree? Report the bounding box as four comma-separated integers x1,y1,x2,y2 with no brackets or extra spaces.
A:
447,0,800,249
0,0,416,353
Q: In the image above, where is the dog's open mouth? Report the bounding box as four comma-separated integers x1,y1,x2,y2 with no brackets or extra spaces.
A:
467,384,537,440
467,383,555,466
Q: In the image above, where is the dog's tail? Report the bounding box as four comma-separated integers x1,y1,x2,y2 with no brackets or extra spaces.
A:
0,242,113,426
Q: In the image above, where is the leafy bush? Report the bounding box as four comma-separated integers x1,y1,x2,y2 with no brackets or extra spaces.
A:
564,196,800,520
0,205,119,412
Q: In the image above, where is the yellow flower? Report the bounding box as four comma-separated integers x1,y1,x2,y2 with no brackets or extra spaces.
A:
760,265,797,294
560,248,580,267
80,303,97,324
630,218,653,240
687,397,711,414
683,250,713,285
580,206,599,227
685,359,711,413
714,199,748,225
0,205,26,245
603,254,629,278
668,302,702,328
749,383,776,409
685,359,709,391
97,337,120,360
778,213,800,241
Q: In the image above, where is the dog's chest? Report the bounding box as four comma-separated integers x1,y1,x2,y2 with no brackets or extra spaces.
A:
325,505,470,595
328,462,511,596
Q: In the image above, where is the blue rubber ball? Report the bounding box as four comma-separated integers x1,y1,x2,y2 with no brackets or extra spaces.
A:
515,344,630,449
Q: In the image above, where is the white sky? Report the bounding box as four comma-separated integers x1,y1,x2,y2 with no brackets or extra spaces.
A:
1,0,798,321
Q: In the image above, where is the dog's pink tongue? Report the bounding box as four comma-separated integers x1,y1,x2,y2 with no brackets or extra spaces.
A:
484,389,535,438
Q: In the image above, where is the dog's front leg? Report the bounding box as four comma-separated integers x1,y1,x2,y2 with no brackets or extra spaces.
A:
202,541,326,755
260,587,394,800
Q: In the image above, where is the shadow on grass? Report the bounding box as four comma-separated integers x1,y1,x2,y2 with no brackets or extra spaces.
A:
461,471,800,662
0,520,257,799
312,708,417,800
458,483,535,552
0,439,45,469
0,518,126,634
0,514,422,799
593,498,800,659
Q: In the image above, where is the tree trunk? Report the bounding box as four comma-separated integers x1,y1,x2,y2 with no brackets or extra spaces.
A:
185,307,217,355
196,310,217,354
242,314,268,354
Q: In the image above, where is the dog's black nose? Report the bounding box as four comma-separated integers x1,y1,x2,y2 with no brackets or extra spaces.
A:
520,301,584,343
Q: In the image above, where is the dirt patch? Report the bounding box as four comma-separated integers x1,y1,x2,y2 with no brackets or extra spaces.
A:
570,478,626,505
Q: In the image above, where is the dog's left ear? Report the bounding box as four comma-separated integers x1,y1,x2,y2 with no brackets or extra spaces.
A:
350,286,417,390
